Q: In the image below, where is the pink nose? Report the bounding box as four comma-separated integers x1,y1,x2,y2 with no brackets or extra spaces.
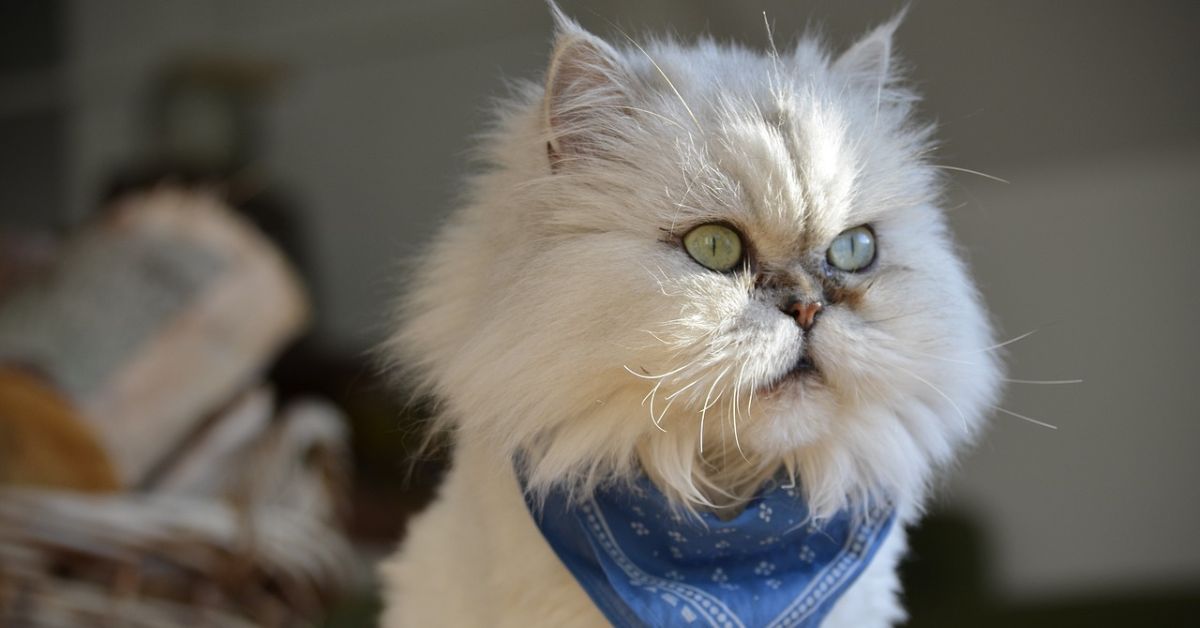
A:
783,299,823,331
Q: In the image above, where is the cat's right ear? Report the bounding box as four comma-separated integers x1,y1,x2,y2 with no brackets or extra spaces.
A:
833,10,905,91
543,5,630,169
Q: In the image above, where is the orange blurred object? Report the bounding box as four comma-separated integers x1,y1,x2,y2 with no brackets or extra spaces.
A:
0,367,119,492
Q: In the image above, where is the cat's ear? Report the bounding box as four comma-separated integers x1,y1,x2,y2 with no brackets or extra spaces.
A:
543,4,630,168
833,11,906,89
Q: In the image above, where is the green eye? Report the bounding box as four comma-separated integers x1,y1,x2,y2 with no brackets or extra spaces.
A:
827,225,876,272
683,223,744,272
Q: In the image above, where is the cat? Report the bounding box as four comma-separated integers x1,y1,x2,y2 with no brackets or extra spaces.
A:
380,5,1001,627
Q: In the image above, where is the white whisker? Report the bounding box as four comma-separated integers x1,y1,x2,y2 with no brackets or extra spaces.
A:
616,30,702,130
900,367,968,432
762,11,783,100
904,349,979,366
699,366,730,454
640,380,659,406
701,388,726,413
976,329,1039,353
746,377,756,419
763,12,780,62
624,106,687,130
1003,378,1083,385
665,377,703,401
638,329,670,345
933,164,1010,185
642,379,669,433
669,174,699,233
994,406,1058,430
731,361,749,462
623,360,695,380
653,397,677,431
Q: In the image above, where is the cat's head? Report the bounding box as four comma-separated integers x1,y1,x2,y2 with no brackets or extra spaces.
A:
392,10,1002,517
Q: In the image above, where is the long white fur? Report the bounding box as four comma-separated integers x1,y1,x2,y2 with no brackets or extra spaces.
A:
381,7,1002,627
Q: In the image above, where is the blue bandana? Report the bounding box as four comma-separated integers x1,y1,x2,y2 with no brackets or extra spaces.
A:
521,472,895,628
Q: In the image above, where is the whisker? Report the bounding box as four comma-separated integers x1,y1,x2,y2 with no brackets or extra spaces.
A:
641,381,658,405
653,397,677,431
623,106,687,130
762,11,783,99
746,376,756,420
642,380,669,433
976,329,1039,353
614,28,702,130
762,11,780,62
699,367,730,454
701,388,726,413
638,329,670,345
933,164,1010,185
880,342,981,367
1003,378,1083,385
862,306,938,325
910,349,979,366
899,367,968,432
665,375,704,401
731,361,749,462
994,406,1059,430
669,173,701,233
623,360,695,380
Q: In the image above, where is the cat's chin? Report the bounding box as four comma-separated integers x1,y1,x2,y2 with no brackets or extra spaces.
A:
758,350,823,399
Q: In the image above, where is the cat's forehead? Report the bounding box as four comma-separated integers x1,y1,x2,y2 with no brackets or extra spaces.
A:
619,40,930,255
670,93,874,256
633,46,885,243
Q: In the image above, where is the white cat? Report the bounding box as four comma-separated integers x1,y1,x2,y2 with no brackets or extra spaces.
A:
380,6,1001,627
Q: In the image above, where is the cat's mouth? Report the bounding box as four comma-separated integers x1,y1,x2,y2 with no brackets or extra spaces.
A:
759,349,820,397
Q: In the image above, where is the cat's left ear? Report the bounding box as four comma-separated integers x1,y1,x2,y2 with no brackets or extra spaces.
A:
543,5,631,168
833,10,906,89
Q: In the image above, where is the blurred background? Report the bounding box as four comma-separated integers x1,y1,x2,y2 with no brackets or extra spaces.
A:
0,0,1196,625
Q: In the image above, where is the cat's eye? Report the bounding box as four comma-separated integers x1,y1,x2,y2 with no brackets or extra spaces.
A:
827,225,876,272
683,223,743,272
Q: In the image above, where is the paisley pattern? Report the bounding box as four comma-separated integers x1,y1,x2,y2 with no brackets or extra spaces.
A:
522,473,895,627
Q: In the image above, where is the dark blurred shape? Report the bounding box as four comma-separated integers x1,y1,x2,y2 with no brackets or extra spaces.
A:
903,509,1200,627
0,230,58,299
0,1,65,230
103,55,313,283
0,2,61,74
269,338,447,544
146,57,283,176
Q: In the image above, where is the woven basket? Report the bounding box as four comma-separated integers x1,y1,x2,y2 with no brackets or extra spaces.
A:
0,399,360,627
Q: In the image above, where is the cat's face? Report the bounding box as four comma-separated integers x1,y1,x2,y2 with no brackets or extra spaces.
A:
395,15,1001,515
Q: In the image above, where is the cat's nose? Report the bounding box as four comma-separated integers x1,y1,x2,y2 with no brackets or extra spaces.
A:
781,298,823,331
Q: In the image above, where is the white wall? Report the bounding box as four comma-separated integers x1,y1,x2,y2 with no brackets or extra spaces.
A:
947,150,1200,599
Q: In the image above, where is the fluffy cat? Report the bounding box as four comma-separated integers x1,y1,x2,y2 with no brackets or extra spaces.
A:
380,6,1001,627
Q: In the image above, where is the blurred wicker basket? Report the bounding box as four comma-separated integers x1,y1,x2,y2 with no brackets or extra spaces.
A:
0,397,360,627
0,188,360,626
